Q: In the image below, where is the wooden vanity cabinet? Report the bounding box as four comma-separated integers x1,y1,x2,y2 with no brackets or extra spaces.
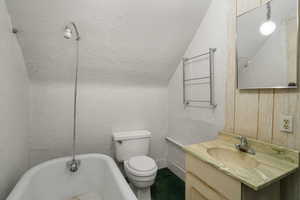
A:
186,173,226,200
185,154,280,200
185,154,241,200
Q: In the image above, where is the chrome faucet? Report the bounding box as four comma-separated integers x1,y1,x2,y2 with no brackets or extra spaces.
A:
66,159,81,173
235,136,255,155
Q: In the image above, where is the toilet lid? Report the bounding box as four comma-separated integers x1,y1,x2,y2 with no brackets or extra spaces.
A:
126,156,157,176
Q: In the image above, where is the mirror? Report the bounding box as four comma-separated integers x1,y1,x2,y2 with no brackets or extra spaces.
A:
237,0,298,89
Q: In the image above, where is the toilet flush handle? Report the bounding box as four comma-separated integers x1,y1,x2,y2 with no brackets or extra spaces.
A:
112,137,123,144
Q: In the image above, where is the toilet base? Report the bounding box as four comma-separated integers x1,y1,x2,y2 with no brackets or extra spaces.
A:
132,185,151,200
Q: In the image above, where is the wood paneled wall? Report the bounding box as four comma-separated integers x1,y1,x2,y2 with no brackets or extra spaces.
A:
224,0,300,199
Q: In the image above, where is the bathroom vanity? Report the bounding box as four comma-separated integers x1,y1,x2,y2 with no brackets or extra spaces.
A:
184,132,299,200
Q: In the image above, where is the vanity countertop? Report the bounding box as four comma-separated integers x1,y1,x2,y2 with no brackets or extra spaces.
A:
183,131,299,191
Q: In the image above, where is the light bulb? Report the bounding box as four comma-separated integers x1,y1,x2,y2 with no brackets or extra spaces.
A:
260,20,276,36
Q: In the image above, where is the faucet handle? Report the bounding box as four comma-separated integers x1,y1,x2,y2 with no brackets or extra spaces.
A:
235,143,241,149
237,136,248,145
240,136,248,144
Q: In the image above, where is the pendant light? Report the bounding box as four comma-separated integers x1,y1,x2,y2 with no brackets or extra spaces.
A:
260,2,276,36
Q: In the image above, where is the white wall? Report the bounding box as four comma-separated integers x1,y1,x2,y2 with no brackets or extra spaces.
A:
0,0,29,198
167,0,230,180
30,82,168,168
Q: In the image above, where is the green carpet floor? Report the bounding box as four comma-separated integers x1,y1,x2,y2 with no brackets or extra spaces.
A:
151,168,185,200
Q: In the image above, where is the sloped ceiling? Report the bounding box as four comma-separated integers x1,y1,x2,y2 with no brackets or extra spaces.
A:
6,0,211,84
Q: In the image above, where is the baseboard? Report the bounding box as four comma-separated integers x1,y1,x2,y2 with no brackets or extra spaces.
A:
156,158,168,169
167,160,185,181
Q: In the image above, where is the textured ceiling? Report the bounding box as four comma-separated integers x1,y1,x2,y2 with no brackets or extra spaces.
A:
6,0,211,84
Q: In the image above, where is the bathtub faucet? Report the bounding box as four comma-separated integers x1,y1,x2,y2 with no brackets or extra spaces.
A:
66,159,81,173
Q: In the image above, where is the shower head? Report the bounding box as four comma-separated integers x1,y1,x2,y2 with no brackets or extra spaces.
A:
64,22,80,41
64,27,72,39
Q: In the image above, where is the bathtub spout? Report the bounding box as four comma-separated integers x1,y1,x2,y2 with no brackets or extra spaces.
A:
66,159,81,173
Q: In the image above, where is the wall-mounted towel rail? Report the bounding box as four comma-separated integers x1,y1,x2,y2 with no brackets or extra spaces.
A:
182,48,217,108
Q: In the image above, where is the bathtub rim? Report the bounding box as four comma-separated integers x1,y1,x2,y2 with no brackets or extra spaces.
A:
7,153,137,200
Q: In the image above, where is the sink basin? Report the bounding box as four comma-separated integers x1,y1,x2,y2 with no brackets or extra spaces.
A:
207,147,259,169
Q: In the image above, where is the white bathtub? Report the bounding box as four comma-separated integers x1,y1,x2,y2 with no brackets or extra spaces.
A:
7,154,137,200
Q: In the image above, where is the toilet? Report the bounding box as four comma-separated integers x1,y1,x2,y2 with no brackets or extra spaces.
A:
113,130,158,200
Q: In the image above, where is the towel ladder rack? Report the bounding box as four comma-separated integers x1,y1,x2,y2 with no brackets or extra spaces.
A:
182,48,217,108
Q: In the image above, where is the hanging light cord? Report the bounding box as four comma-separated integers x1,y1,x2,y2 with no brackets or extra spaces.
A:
267,2,271,20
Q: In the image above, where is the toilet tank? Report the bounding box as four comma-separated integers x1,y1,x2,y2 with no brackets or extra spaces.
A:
113,130,151,162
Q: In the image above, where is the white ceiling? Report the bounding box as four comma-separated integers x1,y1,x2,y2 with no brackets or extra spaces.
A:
6,0,211,84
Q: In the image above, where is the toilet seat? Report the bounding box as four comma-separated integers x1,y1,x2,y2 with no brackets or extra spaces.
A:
125,156,157,177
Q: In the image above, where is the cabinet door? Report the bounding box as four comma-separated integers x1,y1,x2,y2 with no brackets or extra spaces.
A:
186,173,228,200
237,0,260,16
188,187,207,200
242,182,280,200
186,154,241,200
